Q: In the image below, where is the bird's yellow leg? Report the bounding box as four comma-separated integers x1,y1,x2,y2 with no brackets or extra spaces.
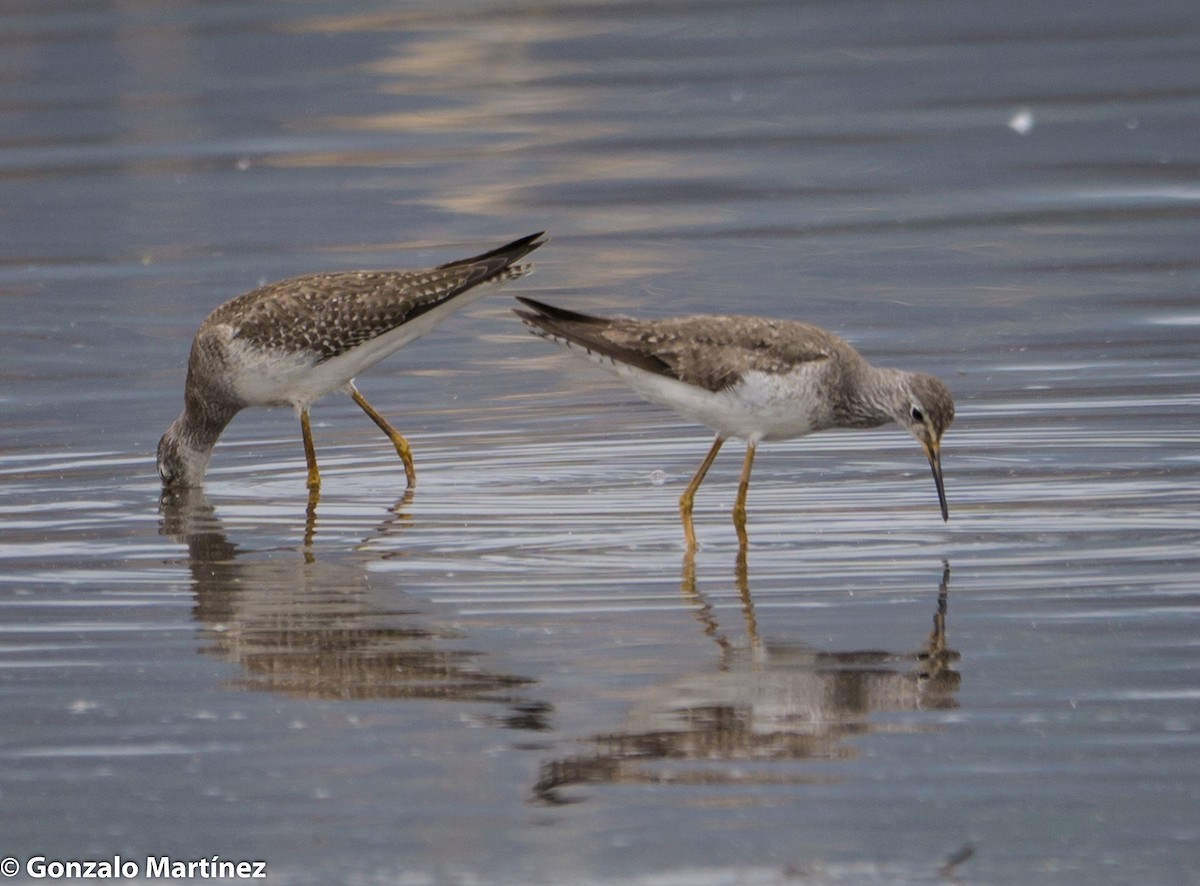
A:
300,407,321,493
732,442,756,548
351,386,416,488
680,436,724,550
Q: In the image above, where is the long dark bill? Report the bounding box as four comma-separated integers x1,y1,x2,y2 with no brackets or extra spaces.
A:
925,441,949,522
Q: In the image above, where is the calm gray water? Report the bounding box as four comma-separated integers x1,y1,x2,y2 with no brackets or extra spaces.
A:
3,1,1198,883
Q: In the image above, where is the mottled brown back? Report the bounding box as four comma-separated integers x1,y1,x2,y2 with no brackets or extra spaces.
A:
205,232,543,361
515,297,840,392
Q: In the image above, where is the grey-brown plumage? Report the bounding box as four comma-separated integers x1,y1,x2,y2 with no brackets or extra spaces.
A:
513,300,842,393
514,296,954,547
158,232,545,492
205,257,534,362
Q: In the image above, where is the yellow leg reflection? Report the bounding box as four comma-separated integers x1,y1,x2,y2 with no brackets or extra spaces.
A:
734,545,759,647
357,488,417,558
680,548,731,654
679,546,760,652
680,436,724,550
303,487,319,562
350,384,416,488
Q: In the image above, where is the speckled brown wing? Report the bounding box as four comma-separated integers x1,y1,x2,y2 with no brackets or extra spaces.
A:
515,297,836,392
208,232,544,361
604,314,838,391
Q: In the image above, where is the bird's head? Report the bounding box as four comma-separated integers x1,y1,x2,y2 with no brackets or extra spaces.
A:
895,373,955,521
157,421,211,489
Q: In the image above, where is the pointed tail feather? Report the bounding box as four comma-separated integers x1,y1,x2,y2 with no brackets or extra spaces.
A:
439,232,546,279
513,297,672,378
514,295,608,326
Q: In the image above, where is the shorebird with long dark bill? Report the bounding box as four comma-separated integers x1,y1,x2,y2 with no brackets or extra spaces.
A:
514,296,954,548
158,232,545,496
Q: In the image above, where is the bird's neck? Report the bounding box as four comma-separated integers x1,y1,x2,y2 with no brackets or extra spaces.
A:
179,381,240,451
163,388,240,485
838,365,908,429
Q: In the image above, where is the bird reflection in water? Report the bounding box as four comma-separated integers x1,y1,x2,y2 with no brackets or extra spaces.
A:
533,556,958,804
299,484,415,555
159,488,547,719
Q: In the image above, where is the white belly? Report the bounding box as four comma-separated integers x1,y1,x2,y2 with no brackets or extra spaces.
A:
611,362,824,443
218,291,487,409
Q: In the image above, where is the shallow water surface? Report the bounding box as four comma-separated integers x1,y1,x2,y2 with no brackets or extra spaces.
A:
2,1,1199,883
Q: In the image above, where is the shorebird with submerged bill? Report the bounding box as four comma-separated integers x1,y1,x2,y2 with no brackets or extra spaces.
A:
158,232,545,494
514,296,954,548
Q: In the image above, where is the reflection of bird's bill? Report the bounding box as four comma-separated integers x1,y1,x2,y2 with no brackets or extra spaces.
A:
923,439,949,522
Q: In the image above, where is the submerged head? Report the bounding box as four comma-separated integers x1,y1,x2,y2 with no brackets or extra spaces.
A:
157,420,213,489
893,372,955,521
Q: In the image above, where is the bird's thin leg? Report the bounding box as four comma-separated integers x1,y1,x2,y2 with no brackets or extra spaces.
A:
300,407,321,493
350,385,416,488
732,442,756,548
680,436,724,550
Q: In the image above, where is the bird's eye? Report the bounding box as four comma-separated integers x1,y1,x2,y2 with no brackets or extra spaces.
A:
910,406,924,423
